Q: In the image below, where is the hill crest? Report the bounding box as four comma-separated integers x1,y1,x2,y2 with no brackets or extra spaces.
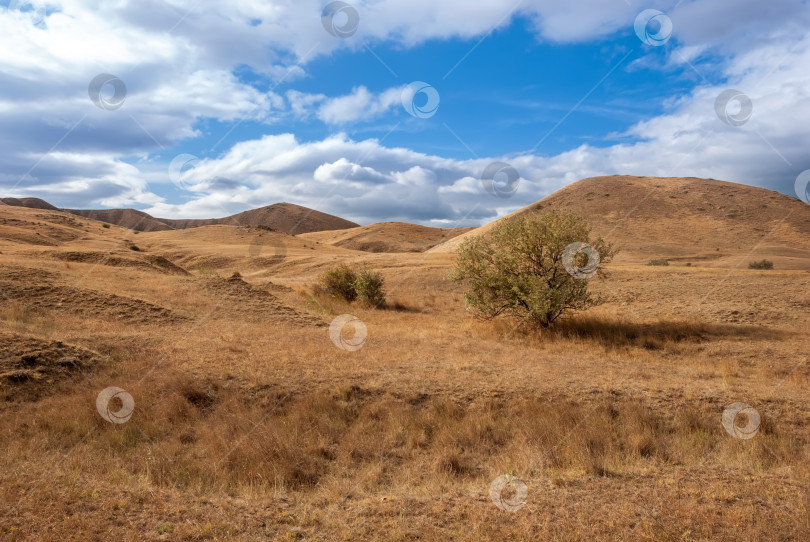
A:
428,175,810,268
3,200,361,235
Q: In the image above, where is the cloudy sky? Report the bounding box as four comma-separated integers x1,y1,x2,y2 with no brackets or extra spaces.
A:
2,0,809,226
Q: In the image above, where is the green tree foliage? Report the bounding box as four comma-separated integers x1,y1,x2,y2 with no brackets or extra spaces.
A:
449,210,614,327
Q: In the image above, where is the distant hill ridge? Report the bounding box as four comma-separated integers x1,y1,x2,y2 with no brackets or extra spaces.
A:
6,175,810,263
1,199,359,235
1,197,59,211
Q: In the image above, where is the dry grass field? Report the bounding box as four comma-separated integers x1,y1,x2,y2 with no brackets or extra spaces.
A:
1,176,809,540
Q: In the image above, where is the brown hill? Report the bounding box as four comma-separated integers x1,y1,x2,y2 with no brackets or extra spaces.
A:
60,202,358,235
429,175,810,268
1,197,60,211
66,208,175,232
299,222,473,253
159,202,359,235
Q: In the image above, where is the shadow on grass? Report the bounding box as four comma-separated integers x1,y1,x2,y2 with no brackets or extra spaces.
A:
377,299,422,313
304,290,423,314
495,316,789,350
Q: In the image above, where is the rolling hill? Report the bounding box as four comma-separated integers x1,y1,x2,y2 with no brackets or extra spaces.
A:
1,197,60,211
59,202,359,234
66,208,176,232
299,222,473,253
429,175,810,268
159,202,359,234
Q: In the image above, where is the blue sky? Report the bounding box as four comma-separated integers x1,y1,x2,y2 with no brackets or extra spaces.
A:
1,0,809,225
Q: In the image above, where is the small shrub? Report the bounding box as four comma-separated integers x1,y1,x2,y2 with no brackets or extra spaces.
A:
317,265,387,306
196,265,218,276
748,259,774,270
355,268,386,307
685,262,692,267
318,265,358,303
646,259,669,266
102,223,110,229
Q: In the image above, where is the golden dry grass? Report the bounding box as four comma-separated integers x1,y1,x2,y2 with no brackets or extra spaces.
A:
1,200,809,540
300,222,473,253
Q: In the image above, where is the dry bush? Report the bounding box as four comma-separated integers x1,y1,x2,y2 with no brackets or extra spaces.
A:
318,264,357,303
354,268,386,307
316,264,386,307
748,259,774,269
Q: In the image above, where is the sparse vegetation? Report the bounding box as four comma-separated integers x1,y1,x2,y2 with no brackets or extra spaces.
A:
450,210,614,327
354,267,386,307
101,223,110,228
749,259,774,270
317,264,386,307
646,259,669,266
195,264,218,275
318,264,358,302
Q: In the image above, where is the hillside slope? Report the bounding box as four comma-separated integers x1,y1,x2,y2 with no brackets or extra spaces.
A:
66,208,175,232
429,175,810,268
61,202,359,234
1,197,60,211
299,222,473,253
161,203,359,235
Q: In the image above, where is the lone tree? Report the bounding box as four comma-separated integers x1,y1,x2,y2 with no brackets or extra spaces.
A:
449,210,614,327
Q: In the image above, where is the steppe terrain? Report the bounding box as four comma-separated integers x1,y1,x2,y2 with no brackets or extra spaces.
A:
1,176,809,540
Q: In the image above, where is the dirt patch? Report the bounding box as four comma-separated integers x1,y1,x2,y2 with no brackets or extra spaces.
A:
0,333,101,400
196,255,238,268
47,251,189,275
33,213,86,230
0,220,59,246
144,255,190,275
0,216,83,244
263,280,295,293
0,279,185,324
204,273,323,326
0,265,58,283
